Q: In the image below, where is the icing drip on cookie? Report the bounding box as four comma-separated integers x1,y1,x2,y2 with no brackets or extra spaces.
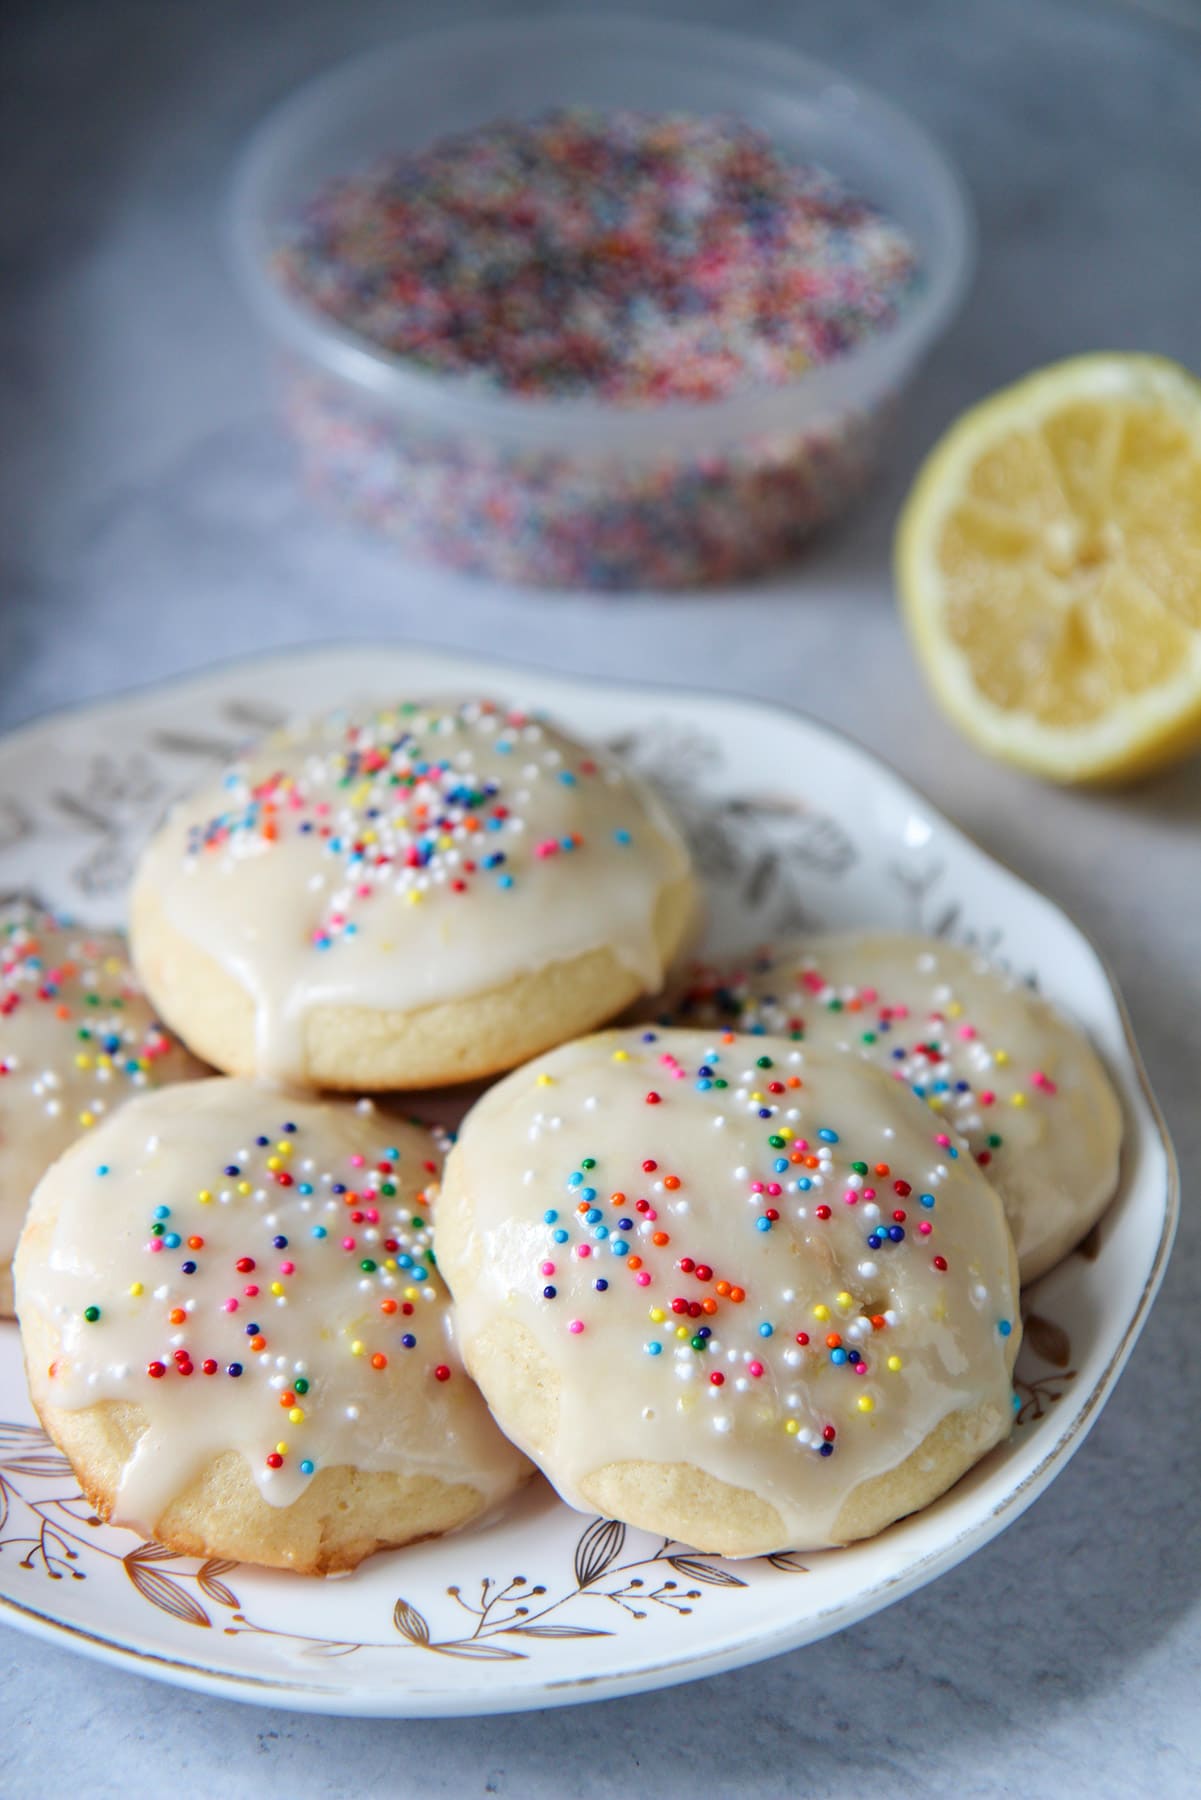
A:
0,912,202,1291
669,934,1121,1281
444,1030,1020,1546
135,698,692,1080
19,1080,528,1532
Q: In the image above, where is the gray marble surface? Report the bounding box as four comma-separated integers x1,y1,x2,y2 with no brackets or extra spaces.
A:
2,0,1200,1793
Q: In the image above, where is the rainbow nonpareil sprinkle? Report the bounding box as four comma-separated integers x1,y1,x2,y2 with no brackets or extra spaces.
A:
61,1111,451,1481
669,955,1047,1181
275,109,919,404
184,698,623,956
525,1039,975,1456
268,109,919,585
0,910,191,1128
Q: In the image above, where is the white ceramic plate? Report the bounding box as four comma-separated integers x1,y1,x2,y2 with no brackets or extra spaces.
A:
0,645,1176,1716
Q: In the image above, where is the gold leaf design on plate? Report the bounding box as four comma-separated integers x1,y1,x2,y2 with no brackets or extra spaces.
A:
1024,1312,1072,1368
123,1550,212,1629
196,1559,241,1609
124,1541,184,1564
0,1452,76,1481
666,1556,748,1588
501,1624,612,1639
392,1598,431,1645
574,1517,627,1588
428,1641,525,1662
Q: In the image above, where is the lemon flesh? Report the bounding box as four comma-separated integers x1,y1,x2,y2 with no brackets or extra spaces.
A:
897,354,1201,781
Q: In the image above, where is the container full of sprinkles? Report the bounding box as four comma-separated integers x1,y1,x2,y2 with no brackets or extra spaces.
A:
231,16,973,589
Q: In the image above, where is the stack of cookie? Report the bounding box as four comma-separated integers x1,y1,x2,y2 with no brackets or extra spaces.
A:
9,697,1121,1570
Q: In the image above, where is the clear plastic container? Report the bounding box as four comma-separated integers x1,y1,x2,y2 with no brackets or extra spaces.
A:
230,16,974,589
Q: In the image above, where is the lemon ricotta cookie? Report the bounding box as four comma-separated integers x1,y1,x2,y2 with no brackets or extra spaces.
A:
0,909,204,1317
437,1028,1021,1557
668,933,1122,1283
15,1079,530,1572
130,697,696,1088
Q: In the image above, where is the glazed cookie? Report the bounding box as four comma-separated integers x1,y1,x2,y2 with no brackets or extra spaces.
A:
130,697,696,1089
667,934,1122,1283
0,909,204,1317
437,1028,1021,1557
15,1079,530,1572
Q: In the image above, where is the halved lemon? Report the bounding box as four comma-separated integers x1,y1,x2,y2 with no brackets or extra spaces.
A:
896,353,1201,782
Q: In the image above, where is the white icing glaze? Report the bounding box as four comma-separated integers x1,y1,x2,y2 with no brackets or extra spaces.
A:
669,933,1122,1281
0,911,203,1293
133,697,692,1080
442,1028,1020,1547
17,1078,528,1534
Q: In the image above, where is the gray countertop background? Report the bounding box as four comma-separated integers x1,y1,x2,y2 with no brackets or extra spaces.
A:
2,0,1199,1793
